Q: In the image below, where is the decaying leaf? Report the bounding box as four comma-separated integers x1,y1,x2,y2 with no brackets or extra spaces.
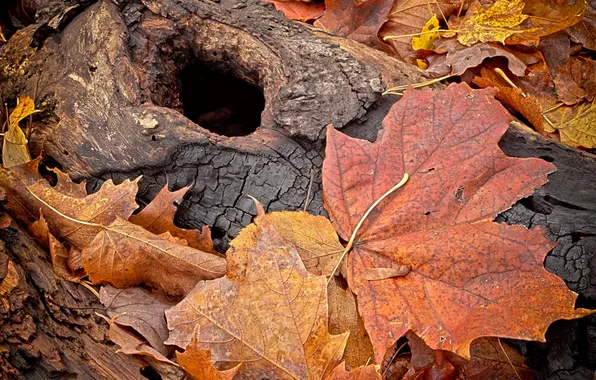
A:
463,337,535,379
543,99,596,148
567,0,596,50
83,218,226,296
0,256,20,313
262,0,325,22
100,286,175,356
314,0,394,50
322,83,591,361
325,362,382,379
553,56,596,105
129,183,216,253
0,158,44,223
226,210,344,280
177,331,241,380
48,234,83,282
328,279,375,369
166,202,348,380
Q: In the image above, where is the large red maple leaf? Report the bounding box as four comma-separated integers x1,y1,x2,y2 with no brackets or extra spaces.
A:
322,83,591,361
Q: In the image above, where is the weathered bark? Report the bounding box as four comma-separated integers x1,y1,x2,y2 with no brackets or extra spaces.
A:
0,0,595,378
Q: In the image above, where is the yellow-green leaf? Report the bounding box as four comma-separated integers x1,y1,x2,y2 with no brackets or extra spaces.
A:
2,124,30,168
9,96,38,127
544,100,596,149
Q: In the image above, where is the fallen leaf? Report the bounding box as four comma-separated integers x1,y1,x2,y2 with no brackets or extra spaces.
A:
166,202,348,380
82,218,226,296
405,331,462,379
314,0,394,50
328,279,375,369
543,99,596,148
379,0,462,62
362,266,410,281
322,83,591,361
129,183,216,253
108,319,177,366
177,330,241,380
567,0,596,50
0,27,5,42
325,362,382,379
100,286,175,356
49,167,87,198
553,56,596,105
2,96,38,168
454,0,531,46
0,158,44,223
463,337,535,379
412,14,440,68
263,0,325,22
226,210,344,280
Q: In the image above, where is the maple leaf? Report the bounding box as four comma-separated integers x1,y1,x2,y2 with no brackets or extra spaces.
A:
226,210,344,280
165,202,348,380
325,362,382,379
129,183,217,253
454,0,531,46
82,218,226,296
2,96,38,168
177,331,241,380
262,0,325,22
379,0,462,62
322,83,591,360
314,0,394,50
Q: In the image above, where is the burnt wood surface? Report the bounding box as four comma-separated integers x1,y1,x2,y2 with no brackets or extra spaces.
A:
0,0,595,379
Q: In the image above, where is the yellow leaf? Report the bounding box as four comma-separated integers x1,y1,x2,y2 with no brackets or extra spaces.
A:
412,14,440,51
9,96,37,127
544,100,596,149
457,0,532,46
2,124,31,168
0,26,5,42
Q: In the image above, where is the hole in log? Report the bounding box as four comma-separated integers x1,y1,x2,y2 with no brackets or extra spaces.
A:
178,62,265,137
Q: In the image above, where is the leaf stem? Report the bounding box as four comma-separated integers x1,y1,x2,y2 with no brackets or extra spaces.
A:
327,173,409,284
383,74,453,95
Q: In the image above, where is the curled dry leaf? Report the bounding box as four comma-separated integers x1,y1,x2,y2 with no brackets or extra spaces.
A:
48,234,83,282
314,0,394,50
129,183,216,253
322,83,591,361
324,362,382,380
82,218,226,297
100,286,175,356
262,0,325,22
177,330,241,380
166,202,348,380
226,210,344,280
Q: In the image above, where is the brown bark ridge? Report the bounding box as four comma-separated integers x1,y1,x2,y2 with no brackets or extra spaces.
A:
0,0,595,378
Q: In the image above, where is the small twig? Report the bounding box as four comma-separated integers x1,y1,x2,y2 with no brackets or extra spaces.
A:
303,169,315,212
494,68,526,97
383,74,453,95
382,339,409,377
27,76,40,140
383,29,456,40
80,280,100,298
327,173,409,284
498,338,522,380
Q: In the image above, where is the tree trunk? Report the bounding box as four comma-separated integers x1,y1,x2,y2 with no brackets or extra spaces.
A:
0,0,595,378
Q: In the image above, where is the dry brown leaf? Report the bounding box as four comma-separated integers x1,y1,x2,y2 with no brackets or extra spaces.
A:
463,337,535,379
107,319,177,366
166,202,348,380
554,56,596,105
129,183,216,253
26,177,139,250
0,258,20,313
83,218,226,296
177,330,241,380
49,168,87,197
328,280,375,369
226,210,344,280
324,362,382,379
0,159,44,224
567,0,596,50
100,286,174,356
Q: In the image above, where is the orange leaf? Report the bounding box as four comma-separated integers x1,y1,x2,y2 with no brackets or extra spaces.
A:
226,210,344,280
262,0,325,22
166,202,348,379
177,330,241,380
322,83,591,361
82,218,226,296
129,183,216,253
